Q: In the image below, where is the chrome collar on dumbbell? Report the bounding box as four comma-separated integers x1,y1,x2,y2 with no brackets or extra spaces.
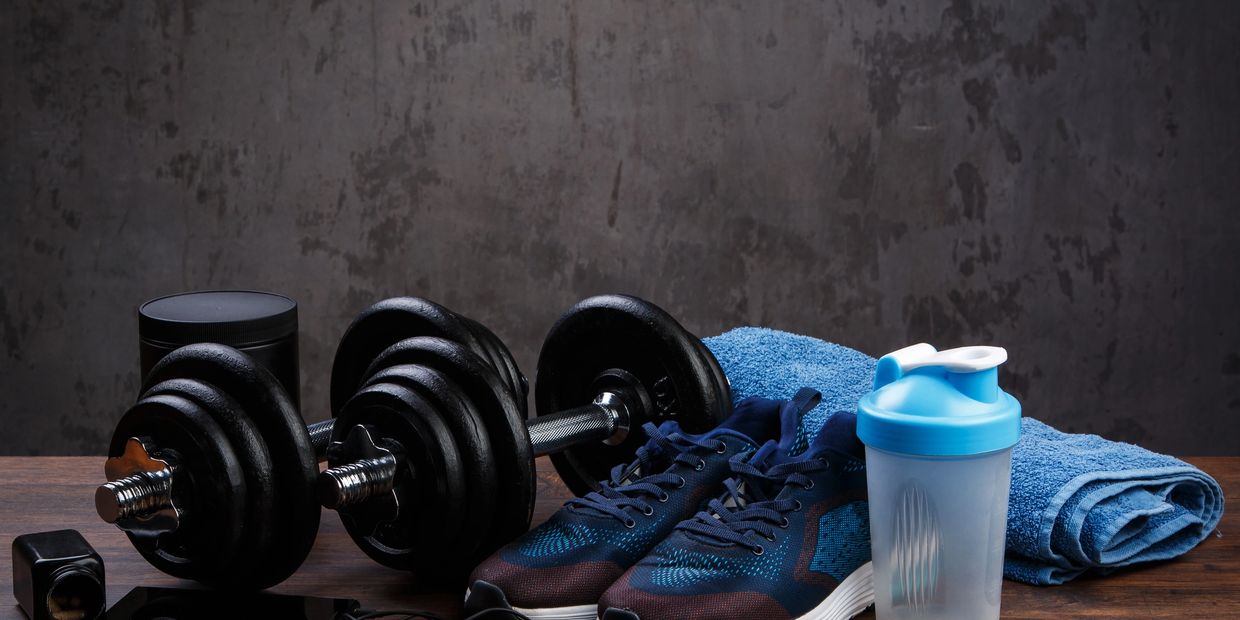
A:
94,417,338,537
318,424,403,537
95,438,182,538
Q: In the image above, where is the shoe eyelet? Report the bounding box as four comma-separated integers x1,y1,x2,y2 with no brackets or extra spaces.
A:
764,532,776,542
624,519,637,528
818,457,830,468
793,500,803,512
752,545,765,556
642,505,655,516
802,480,815,490
694,460,705,471
676,476,686,488
779,517,790,528
714,441,727,454
658,493,670,503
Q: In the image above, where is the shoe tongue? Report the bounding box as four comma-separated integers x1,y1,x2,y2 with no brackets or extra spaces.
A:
718,441,781,509
749,440,781,466
804,411,863,460
616,420,684,485
709,395,786,447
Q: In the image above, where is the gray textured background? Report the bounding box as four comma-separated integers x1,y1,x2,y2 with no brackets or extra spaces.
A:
3,1,1238,456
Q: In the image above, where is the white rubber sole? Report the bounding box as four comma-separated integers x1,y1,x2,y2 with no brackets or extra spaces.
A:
511,602,598,620
463,588,598,620
793,561,875,620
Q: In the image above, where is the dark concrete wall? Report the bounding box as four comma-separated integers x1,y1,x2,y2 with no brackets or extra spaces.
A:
3,1,1238,455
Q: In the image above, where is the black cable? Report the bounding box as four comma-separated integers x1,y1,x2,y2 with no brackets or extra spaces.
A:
463,609,532,620
338,609,436,620
337,607,532,620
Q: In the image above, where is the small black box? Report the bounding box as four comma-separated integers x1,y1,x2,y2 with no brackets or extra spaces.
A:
12,530,105,620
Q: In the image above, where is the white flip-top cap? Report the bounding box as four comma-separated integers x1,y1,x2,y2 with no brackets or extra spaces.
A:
882,343,1007,374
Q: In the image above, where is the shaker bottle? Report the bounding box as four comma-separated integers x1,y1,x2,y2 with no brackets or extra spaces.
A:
856,343,1021,619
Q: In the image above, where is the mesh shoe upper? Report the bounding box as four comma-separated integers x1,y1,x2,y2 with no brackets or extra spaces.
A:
600,409,871,620
467,394,809,611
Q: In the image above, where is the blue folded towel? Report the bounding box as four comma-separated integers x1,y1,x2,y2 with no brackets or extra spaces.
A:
1006,418,1224,584
703,326,1225,585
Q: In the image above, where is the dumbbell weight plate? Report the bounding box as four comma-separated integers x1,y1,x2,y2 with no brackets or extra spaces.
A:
331,383,469,576
457,314,528,401
535,295,732,496
143,344,319,590
690,336,732,415
142,377,277,588
109,395,247,584
361,364,498,563
364,337,535,561
330,297,498,418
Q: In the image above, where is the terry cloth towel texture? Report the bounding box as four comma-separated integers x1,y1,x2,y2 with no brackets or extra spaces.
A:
702,326,1225,585
1006,418,1224,584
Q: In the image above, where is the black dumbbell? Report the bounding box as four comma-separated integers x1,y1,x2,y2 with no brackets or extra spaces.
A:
317,294,731,575
95,294,731,587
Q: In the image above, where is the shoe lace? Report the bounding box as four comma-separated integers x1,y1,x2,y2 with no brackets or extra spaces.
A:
676,451,829,552
565,422,726,526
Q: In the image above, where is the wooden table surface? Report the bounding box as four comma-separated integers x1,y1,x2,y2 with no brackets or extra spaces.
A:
0,456,1234,619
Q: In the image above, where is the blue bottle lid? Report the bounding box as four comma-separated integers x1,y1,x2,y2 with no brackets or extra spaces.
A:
856,343,1021,457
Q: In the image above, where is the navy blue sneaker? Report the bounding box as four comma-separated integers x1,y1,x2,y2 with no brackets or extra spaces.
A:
599,409,873,620
464,392,820,619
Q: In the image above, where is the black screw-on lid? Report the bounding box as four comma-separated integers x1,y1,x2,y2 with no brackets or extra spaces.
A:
138,290,298,347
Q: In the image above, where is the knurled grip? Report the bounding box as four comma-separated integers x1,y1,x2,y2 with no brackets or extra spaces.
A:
307,419,335,461
527,401,619,457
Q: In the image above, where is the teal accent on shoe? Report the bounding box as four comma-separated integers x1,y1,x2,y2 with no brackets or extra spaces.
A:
809,501,872,583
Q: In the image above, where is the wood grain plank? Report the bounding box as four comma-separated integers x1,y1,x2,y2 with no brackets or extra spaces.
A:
0,457,1233,619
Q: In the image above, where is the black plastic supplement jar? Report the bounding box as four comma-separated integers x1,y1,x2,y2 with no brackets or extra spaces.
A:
138,290,300,407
